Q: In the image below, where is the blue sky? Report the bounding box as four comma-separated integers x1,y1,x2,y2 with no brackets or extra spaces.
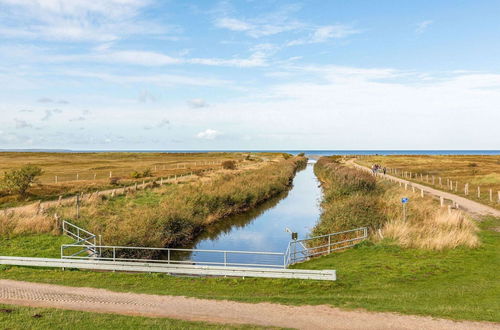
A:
0,0,499,150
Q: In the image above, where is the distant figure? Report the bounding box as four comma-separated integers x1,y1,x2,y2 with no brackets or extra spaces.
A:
383,167,387,175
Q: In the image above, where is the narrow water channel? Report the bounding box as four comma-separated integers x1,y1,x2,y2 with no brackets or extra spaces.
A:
179,161,322,266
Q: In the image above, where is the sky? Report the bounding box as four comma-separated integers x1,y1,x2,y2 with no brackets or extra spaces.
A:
0,0,499,150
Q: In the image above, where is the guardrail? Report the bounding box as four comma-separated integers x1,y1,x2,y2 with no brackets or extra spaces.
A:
0,256,336,281
285,227,368,265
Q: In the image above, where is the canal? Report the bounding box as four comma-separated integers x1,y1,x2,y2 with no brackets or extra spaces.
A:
180,160,322,266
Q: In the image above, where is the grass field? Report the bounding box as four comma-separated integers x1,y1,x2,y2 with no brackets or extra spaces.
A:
0,304,273,330
0,217,498,322
0,152,279,209
355,155,500,209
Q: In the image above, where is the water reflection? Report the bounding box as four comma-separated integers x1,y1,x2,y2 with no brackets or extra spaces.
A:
175,163,322,266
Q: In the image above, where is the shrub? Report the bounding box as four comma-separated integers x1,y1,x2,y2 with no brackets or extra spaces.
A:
109,177,120,185
222,160,237,170
2,164,43,197
142,168,153,177
282,153,291,160
130,171,141,179
297,152,305,157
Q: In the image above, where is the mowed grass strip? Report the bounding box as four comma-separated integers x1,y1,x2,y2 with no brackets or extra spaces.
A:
1,218,498,322
356,155,500,209
0,304,277,330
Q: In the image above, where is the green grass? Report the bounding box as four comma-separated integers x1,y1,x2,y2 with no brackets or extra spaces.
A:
1,218,498,322
0,304,274,329
0,234,72,258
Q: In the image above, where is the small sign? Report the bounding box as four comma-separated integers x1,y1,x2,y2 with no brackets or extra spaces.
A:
401,197,409,204
291,232,298,240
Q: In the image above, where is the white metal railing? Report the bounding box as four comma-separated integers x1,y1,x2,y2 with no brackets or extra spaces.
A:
61,220,99,258
285,227,368,265
60,221,366,269
61,244,286,268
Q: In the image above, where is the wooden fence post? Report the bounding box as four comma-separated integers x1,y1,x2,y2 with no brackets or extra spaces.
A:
490,189,493,202
440,196,444,207
439,177,442,186
420,188,424,198
55,175,58,183
477,186,480,198
498,191,500,203
109,171,112,178
94,173,97,180
455,181,458,192
76,173,79,181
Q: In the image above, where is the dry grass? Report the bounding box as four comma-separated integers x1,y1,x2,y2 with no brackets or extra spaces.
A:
41,156,307,248
0,212,58,237
0,152,282,209
356,155,500,209
383,210,479,250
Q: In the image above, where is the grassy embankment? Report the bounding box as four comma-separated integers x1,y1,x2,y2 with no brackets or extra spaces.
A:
1,155,307,250
313,156,479,250
0,157,498,322
0,304,273,330
0,152,275,209
356,155,500,209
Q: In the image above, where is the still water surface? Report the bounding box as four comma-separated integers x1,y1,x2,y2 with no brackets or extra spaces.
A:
179,162,322,266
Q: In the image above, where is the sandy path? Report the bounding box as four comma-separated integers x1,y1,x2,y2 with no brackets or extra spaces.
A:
350,160,500,217
0,280,498,330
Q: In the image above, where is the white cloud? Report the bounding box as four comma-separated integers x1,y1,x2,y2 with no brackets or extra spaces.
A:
14,118,32,129
215,18,253,32
0,0,172,42
196,129,221,140
287,24,359,46
416,20,433,34
188,98,209,108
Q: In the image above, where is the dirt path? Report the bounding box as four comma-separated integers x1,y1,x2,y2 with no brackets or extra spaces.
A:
350,160,500,218
0,280,498,330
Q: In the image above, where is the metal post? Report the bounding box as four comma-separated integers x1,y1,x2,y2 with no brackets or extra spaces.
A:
402,203,406,221
76,194,80,219
168,249,170,264
224,251,227,266
328,235,331,254
113,247,116,261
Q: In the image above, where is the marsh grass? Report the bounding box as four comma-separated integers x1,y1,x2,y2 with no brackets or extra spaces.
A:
31,156,307,249
0,152,280,209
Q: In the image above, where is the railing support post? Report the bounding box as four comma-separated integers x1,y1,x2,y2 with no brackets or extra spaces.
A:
224,252,227,267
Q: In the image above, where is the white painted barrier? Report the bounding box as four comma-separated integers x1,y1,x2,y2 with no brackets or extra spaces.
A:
0,256,336,281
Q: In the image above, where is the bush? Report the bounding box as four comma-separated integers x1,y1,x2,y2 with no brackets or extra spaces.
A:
297,152,305,157
222,160,237,170
109,177,120,185
130,171,141,179
2,164,43,197
282,153,291,160
142,168,153,177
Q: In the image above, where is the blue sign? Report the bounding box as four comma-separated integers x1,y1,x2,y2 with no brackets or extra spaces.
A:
401,197,409,204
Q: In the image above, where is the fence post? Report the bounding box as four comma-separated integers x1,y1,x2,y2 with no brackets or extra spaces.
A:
55,175,58,183
498,191,500,203
439,177,442,186
490,189,493,202
328,235,331,253
440,196,444,207
109,171,112,178
478,186,480,198
113,247,116,262
94,173,97,180
432,176,435,185
420,188,424,198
